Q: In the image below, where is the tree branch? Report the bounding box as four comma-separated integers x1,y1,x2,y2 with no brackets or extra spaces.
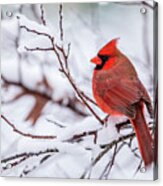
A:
2,148,59,170
1,115,56,139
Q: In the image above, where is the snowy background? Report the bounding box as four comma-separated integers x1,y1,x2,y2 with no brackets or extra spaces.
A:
1,1,156,180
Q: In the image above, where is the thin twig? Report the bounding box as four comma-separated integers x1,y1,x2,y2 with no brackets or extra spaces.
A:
66,130,99,144
20,24,53,39
62,70,104,124
122,141,140,159
2,156,29,170
40,4,46,25
80,91,98,106
1,115,56,139
99,143,118,179
104,143,118,179
67,43,71,59
24,46,54,52
59,4,63,41
46,119,66,128
134,160,143,176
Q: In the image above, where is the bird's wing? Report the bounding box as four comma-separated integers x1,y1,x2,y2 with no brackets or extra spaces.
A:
103,77,144,118
138,80,153,118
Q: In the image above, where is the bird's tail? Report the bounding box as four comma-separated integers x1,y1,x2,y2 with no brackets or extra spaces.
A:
130,102,153,166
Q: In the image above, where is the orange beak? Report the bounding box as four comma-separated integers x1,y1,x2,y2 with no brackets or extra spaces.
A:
90,56,102,65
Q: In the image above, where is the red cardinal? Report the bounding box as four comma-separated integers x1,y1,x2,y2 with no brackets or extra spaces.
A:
91,38,153,166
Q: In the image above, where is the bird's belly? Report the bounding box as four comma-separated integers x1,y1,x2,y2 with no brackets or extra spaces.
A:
94,92,121,115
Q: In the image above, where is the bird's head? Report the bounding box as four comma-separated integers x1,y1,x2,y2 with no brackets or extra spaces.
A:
90,38,119,69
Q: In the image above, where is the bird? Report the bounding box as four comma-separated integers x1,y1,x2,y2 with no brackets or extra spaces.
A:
90,38,153,166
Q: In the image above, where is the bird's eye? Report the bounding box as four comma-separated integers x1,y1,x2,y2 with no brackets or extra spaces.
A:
98,54,109,63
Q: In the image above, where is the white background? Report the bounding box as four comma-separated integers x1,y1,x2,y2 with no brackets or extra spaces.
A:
0,0,162,185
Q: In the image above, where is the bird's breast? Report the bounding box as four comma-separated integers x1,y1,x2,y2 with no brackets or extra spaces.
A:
92,71,113,114
92,71,107,97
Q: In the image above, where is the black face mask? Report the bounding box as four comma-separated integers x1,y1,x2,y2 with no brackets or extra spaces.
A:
95,54,109,70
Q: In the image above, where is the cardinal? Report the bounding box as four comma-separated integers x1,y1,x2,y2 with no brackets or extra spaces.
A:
91,38,153,166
